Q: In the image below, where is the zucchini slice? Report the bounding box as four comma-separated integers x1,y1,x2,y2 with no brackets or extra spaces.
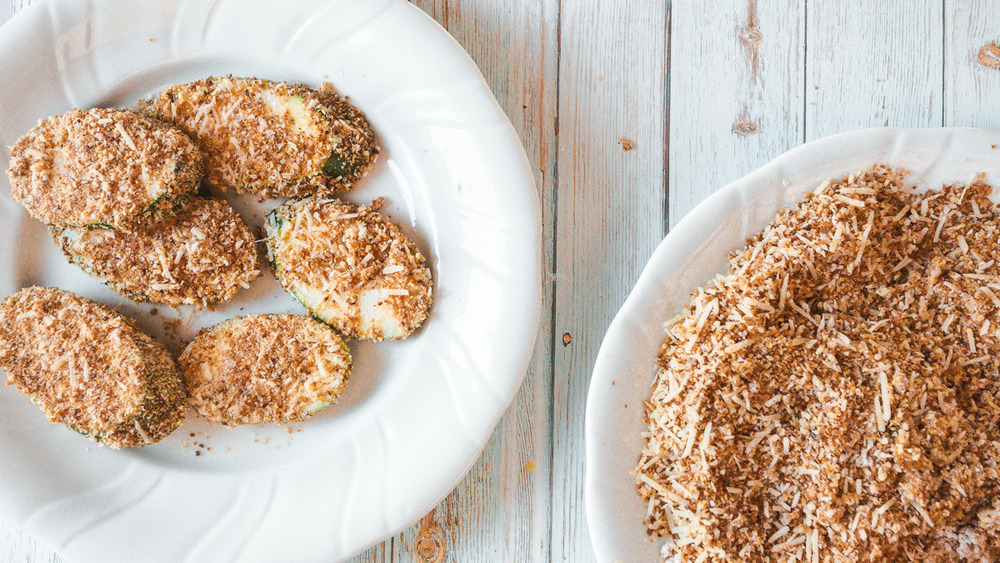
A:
147,76,379,198
51,197,260,307
265,197,433,340
179,314,351,426
6,108,202,231
0,287,187,448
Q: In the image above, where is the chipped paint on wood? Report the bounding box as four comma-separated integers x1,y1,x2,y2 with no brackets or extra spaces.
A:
414,511,448,563
732,107,759,136
944,2,1000,129
740,0,763,83
978,42,1000,69
669,0,804,226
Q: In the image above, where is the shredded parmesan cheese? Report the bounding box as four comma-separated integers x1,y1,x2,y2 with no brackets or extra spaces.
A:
636,167,1000,561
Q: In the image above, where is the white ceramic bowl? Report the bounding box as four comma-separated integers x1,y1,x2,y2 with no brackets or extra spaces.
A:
0,0,540,561
585,127,1000,562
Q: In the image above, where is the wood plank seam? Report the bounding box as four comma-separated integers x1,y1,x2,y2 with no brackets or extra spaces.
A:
802,0,808,144
663,0,671,233
546,1,564,561
942,0,946,127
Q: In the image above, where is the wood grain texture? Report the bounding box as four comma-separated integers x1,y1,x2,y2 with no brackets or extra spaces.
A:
668,0,805,227
944,0,1000,129
551,1,667,561
806,0,944,139
0,520,59,563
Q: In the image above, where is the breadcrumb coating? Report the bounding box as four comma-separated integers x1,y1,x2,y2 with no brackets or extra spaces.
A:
146,76,379,198
265,197,433,340
179,314,351,426
6,108,202,231
638,166,1000,562
0,287,186,448
51,197,260,307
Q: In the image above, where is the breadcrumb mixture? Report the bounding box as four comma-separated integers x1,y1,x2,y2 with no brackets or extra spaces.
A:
147,76,379,198
51,197,260,307
0,287,186,448
6,108,202,231
266,197,433,340
179,314,351,426
637,166,1000,561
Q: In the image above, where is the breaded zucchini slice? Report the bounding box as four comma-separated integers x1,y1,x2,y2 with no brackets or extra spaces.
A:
50,197,260,307
265,197,433,340
178,314,351,426
6,108,202,231
146,76,379,198
0,287,187,448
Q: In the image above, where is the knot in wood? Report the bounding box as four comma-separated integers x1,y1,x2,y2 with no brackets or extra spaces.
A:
732,119,759,136
415,513,447,563
415,535,445,563
740,27,762,47
978,42,1000,69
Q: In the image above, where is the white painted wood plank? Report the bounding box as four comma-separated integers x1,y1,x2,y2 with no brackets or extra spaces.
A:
552,2,667,561
668,0,806,227
806,0,943,139
0,520,60,563
358,1,559,561
0,0,11,27
9,0,28,20
944,0,1000,129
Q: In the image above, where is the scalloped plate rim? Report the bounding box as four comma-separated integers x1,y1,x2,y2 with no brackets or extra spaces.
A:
0,0,541,561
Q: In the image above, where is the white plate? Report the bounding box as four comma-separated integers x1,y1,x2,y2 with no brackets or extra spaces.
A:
0,0,540,561
584,128,1000,561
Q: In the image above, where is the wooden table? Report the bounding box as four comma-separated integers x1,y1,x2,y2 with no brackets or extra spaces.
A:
1,1,998,561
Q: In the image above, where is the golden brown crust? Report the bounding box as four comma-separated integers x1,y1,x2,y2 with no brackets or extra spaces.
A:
0,287,186,448
178,314,351,426
265,197,433,340
638,167,1000,561
6,108,202,231
51,197,260,307
146,76,379,198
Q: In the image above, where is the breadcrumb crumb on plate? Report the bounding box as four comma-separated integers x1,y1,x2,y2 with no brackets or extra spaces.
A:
146,75,379,198
265,196,433,340
0,287,186,448
6,107,203,231
179,314,351,426
50,197,260,307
